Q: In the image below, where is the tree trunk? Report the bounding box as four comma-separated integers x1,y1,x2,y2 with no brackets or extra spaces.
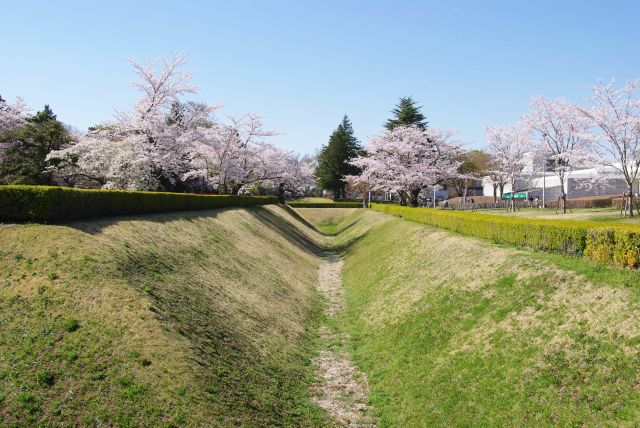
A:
629,183,634,217
398,190,408,206
409,189,421,207
277,183,285,204
363,189,369,208
492,183,498,205
462,179,469,204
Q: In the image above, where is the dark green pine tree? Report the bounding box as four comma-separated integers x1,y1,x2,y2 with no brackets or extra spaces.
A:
0,105,72,185
314,115,362,200
385,96,428,130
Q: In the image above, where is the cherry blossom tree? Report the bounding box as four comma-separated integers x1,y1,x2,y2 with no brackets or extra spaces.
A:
0,96,28,133
183,113,280,193
486,153,508,204
577,79,640,216
525,96,596,213
260,149,316,202
47,54,310,196
485,121,531,211
0,96,29,164
48,54,222,191
351,125,461,207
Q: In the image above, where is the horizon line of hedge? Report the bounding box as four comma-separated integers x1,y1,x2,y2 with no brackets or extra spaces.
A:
0,185,276,223
370,203,640,269
287,202,364,208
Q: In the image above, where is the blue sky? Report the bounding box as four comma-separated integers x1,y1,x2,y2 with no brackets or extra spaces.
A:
2,0,639,154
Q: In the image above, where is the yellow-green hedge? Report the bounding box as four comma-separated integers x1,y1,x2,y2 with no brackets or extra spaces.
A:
287,202,363,208
370,203,640,268
0,185,276,222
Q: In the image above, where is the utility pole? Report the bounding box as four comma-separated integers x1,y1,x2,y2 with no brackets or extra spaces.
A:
542,158,546,208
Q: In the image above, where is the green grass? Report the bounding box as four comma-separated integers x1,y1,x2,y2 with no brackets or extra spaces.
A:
296,208,640,427
0,205,329,426
7,200,640,426
294,197,335,203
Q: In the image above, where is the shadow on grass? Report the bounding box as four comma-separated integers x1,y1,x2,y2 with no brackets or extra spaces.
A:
279,204,321,232
246,207,328,257
64,209,224,235
247,206,369,258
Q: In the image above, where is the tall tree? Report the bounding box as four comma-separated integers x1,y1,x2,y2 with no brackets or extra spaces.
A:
385,96,428,130
0,105,71,185
577,79,640,217
314,115,361,200
350,125,461,207
525,96,594,213
485,122,531,211
444,149,492,200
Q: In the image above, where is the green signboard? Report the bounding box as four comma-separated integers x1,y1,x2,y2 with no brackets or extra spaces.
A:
502,192,527,199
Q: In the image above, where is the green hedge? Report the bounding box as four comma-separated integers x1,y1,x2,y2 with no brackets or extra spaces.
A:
370,203,640,268
0,185,276,222
287,202,364,208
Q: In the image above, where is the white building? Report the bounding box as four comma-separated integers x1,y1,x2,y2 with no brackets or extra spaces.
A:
482,153,635,201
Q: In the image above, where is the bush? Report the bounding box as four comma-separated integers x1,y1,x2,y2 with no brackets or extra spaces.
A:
370,203,640,268
287,202,363,208
545,194,620,209
0,185,277,222
65,319,80,332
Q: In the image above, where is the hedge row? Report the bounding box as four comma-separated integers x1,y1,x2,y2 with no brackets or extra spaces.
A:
0,185,276,222
544,194,620,209
370,203,640,268
287,202,364,208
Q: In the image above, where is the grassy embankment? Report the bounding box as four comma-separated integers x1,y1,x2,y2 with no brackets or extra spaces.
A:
6,199,640,427
297,208,640,427
0,205,332,426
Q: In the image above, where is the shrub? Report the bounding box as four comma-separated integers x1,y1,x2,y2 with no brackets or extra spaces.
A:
286,202,363,208
544,194,620,209
36,369,55,386
65,319,80,332
0,185,277,222
370,203,640,268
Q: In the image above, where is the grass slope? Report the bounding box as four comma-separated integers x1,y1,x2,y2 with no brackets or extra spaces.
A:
0,205,328,427
298,209,640,427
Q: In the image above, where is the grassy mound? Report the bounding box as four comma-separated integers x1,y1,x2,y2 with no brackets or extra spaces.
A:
0,205,327,426
297,208,640,426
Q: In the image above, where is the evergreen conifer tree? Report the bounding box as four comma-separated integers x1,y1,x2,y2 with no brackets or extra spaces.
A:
385,96,428,130
314,115,361,200
0,105,71,184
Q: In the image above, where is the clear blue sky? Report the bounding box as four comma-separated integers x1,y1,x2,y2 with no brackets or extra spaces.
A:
2,0,639,154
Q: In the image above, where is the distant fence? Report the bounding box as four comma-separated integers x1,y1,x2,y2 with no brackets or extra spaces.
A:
443,200,532,211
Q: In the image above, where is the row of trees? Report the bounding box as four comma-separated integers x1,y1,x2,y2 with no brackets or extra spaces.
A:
486,80,640,214
319,97,469,207
0,55,315,201
315,97,465,206
323,81,639,214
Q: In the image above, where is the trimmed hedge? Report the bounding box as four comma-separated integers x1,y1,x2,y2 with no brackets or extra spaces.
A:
287,202,364,208
0,185,276,222
370,203,640,268
545,194,620,209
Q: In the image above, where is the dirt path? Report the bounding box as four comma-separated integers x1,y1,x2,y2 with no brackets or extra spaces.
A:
312,257,375,427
